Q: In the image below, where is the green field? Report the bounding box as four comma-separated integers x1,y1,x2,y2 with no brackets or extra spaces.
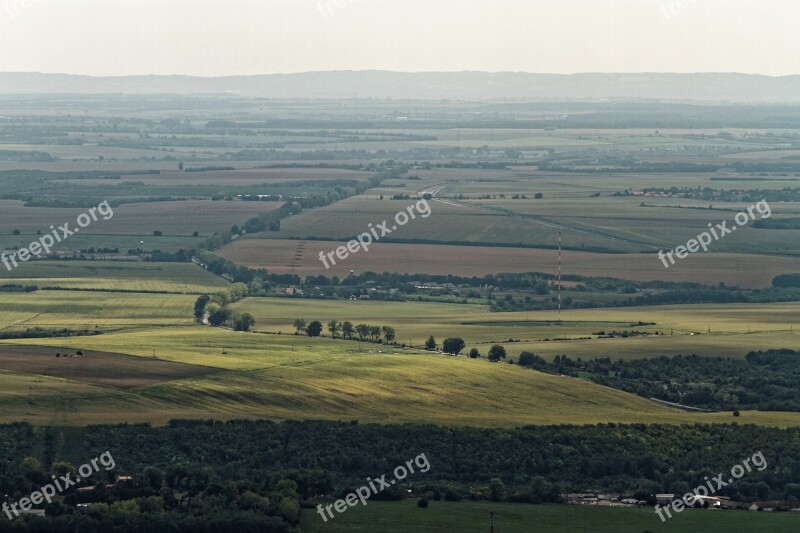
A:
300,501,800,533
1,291,800,427
251,167,800,257
233,297,800,360
0,261,229,293
0,199,281,251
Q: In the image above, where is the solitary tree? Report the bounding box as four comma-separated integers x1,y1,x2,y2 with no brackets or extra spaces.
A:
488,345,507,362
208,307,232,327
369,325,381,342
442,338,466,356
293,319,307,335
233,312,255,332
469,348,480,359
193,295,211,320
488,478,506,501
328,320,339,338
341,321,354,339
306,321,323,337
425,336,437,351
382,326,396,344
355,324,370,341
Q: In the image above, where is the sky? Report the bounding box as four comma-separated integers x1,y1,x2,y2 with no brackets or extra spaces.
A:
0,0,798,77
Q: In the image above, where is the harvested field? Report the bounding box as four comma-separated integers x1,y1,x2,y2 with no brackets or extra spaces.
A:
219,238,800,288
0,345,222,389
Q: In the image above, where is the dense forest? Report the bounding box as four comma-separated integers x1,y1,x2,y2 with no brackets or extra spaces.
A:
518,349,800,412
1,420,800,530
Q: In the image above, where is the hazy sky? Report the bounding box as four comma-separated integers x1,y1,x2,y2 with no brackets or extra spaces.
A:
0,0,798,76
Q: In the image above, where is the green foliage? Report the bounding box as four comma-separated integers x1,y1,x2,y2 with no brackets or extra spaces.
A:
487,345,507,362
529,349,800,412
442,337,465,355
341,321,354,339
773,274,800,288
306,321,323,337
425,336,436,351
194,294,211,319
4,419,800,514
233,312,255,332
208,307,232,327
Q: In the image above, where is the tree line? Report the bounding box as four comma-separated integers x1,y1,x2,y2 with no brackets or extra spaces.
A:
292,319,396,344
194,291,255,332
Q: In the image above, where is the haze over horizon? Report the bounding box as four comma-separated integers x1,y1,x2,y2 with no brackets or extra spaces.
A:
0,0,798,77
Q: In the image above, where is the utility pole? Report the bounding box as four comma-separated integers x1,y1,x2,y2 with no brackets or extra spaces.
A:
558,231,562,323
490,510,494,533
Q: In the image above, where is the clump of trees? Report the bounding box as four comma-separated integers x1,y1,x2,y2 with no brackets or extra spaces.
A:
193,284,254,332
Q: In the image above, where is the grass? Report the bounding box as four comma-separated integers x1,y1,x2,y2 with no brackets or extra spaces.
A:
2,293,800,426
300,500,800,533
0,261,229,293
232,298,800,360
0,290,195,331
5,325,800,427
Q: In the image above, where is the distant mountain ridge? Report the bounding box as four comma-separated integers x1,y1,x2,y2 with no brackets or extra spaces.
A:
1,71,799,102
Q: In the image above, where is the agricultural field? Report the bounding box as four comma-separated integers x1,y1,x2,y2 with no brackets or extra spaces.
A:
1,95,800,532
0,290,195,331
0,345,221,389
0,199,281,251
219,237,800,287
0,261,229,292
300,500,800,533
5,324,800,427
0,286,798,427
99,167,375,186
232,297,800,360
4,2,800,530
231,165,800,271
